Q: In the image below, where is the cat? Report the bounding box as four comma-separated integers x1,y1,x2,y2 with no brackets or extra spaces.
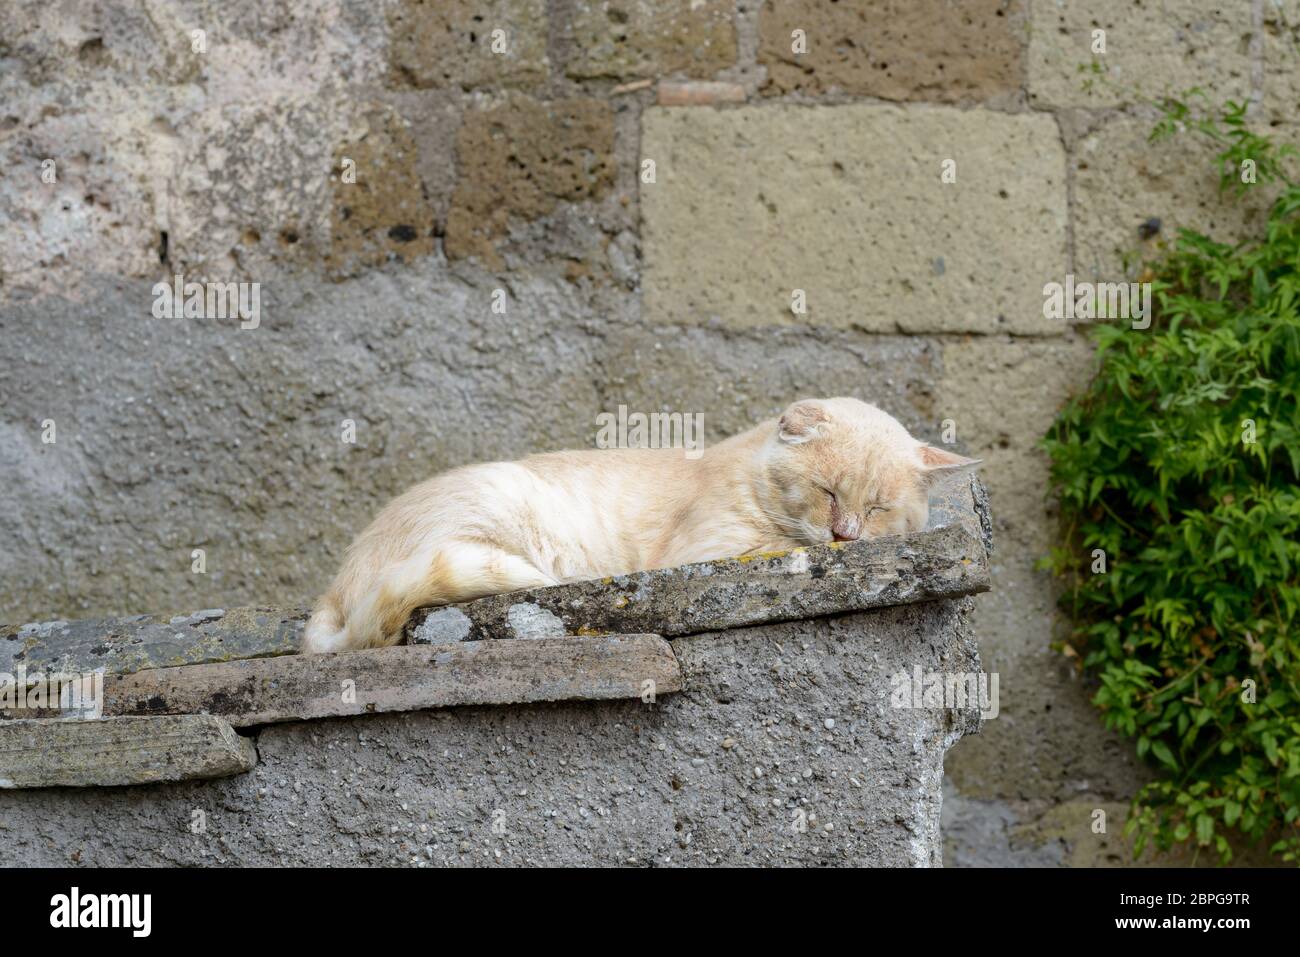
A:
301,397,979,653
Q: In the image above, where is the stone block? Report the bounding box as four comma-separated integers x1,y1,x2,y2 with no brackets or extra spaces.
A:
327,104,437,276
445,96,616,267
758,0,1026,102
1072,114,1273,281
641,103,1068,334
0,78,163,302
1,608,304,679
935,335,1095,551
168,96,339,280
0,714,255,788
563,0,737,80
1262,7,1300,127
1027,0,1253,109
388,0,550,89
936,335,1150,808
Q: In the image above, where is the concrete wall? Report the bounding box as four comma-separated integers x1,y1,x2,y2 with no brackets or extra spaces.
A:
1,599,982,867
2,0,1296,865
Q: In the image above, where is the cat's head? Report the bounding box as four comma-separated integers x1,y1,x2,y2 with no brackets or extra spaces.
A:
759,397,979,545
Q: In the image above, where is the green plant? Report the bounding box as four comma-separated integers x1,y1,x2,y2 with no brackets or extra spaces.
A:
1042,98,1300,863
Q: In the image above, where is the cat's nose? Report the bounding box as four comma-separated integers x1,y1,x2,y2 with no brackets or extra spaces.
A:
832,529,858,542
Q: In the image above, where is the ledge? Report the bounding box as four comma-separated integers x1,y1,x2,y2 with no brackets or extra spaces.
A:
0,606,305,679
100,634,681,728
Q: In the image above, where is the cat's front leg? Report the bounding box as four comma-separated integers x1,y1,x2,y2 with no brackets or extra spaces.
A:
738,537,807,558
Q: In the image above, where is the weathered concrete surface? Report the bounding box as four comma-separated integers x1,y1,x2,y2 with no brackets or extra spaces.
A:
0,714,255,789
1,607,304,678
758,0,1027,104
0,598,981,866
411,475,990,642
1027,0,1253,108
641,103,1068,335
0,269,943,626
101,635,682,727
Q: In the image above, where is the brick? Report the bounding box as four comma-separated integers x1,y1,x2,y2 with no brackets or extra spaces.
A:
641,103,1067,334
1027,0,1253,109
445,96,615,267
388,0,549,89
564,0,737,80
327,104,437,276
758,0,1027,102
657,80,746,106
0,715,256,788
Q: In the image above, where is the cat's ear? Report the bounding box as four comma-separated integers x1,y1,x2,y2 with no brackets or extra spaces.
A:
915,445,982,485
778,401,829,445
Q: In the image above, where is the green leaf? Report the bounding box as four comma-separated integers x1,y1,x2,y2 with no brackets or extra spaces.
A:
1151,741,1179,771
1224,801,1242,825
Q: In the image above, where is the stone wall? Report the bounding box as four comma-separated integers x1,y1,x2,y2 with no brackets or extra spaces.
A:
2,0,1295,865
1,601,982,867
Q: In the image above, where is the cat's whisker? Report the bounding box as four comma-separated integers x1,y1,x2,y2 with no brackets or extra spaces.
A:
753,504,818,542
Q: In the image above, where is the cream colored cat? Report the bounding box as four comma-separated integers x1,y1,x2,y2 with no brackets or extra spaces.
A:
302,398,979,653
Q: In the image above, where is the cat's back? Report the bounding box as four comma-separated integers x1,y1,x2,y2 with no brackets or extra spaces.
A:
385,446,696,557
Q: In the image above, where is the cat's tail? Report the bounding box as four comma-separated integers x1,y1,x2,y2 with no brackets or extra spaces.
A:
301,549,455,654
302,596,350,654
301,542,558,654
